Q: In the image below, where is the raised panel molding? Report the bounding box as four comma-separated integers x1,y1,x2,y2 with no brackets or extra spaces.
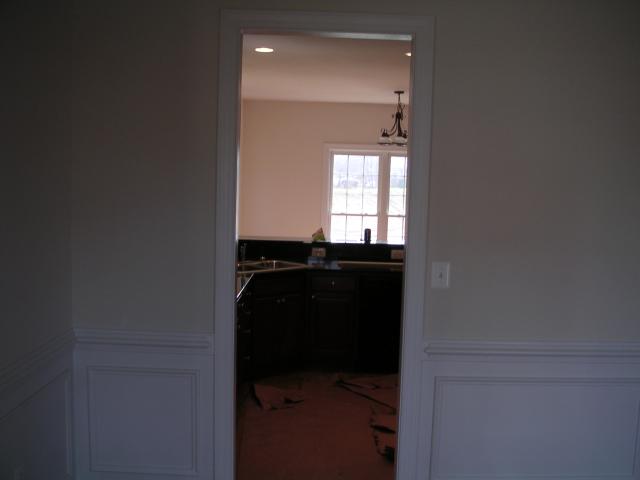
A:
418,340,640,480
87,366,198,475
73,328,214,479
430,377,640,480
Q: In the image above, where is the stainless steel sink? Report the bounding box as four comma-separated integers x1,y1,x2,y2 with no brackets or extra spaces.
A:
336,260,404,271
237,259,309,275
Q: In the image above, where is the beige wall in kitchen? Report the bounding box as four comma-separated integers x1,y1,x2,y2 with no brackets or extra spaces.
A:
4,0,633,352
238,100,397,240
1,2,72,369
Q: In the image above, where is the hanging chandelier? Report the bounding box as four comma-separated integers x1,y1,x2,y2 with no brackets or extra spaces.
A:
378,90,408,146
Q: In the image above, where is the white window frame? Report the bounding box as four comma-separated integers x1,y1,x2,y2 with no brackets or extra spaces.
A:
322,143,408,243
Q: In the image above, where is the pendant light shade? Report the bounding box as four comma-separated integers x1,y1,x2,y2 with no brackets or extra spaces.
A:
378,90,408,146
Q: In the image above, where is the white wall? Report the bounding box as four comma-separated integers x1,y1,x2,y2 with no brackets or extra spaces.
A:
238,100,397,239
68,0,639,341
71,0,217,333
2,1,635,477
0,1,72,369
423,0,640,341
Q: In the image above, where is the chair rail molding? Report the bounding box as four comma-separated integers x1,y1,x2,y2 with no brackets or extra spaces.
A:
74,328,214,355
424,338,640,359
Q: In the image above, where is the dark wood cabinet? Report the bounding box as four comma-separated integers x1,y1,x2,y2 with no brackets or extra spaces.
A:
236,292,253,397
236,267,403,382
238,271,306,380
308,274,357,369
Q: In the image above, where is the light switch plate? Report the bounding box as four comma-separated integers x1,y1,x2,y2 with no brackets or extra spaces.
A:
431,262,450,288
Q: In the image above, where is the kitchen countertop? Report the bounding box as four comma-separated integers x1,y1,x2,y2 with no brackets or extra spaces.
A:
236,258,403,301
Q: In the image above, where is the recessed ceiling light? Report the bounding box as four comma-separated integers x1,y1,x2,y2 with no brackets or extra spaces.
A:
405,52,412,57
255,47,274,53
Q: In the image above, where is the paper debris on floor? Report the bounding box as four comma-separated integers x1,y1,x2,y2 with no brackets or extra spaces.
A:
337,374,398,412
338,374,398,390
370,413,397,433
373,430,396,460
253,383,305,410
371,413,398,462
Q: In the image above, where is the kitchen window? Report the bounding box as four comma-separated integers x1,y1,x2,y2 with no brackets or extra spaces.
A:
324,146,407,244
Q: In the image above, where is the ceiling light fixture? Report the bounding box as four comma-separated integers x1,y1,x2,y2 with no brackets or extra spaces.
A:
405,52,412,57
254,47,274,53
378,90,408,146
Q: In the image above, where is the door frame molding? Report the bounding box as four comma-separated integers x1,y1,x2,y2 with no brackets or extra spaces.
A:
214,10,435,479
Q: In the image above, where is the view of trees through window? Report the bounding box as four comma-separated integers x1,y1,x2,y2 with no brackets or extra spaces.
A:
329,151,407,244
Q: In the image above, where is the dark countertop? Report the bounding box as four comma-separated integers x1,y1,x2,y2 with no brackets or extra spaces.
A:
236,259,403,302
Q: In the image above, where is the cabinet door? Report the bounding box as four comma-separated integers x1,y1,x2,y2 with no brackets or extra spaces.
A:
309,292,355,368
236,301,253,384
277,292,305,368
250,294,281,378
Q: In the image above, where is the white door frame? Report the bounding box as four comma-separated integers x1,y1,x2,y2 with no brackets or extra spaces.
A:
214,10,434,480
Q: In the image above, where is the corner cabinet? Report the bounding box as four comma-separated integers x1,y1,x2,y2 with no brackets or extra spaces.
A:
307,273,357,369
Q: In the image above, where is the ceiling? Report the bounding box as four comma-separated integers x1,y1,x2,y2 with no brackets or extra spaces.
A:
241,34,412,105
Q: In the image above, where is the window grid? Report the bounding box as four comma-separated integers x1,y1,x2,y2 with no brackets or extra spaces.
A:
328,149,407,244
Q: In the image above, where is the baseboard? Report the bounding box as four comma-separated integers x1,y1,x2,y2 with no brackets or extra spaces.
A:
417,339,640,480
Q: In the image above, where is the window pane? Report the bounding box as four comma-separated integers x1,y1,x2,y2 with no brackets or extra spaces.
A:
347,155,364,179
331,154,348,213
363,156,379,214
362,216,378,243
346,155,364,214
333,155,348,185
388,156,407,216
345,215,363,242
331,215,347,242
387,216,405,244
390,156,407,177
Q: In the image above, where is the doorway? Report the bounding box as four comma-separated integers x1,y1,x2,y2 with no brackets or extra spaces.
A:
214,10,434,480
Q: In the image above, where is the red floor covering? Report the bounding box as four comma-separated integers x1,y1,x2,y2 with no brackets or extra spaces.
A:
237,372,395,480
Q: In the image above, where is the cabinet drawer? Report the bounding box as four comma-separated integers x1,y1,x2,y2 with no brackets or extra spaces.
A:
252,272,305,296
311,275,355,292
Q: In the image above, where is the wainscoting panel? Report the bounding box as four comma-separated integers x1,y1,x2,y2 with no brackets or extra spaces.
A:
0,332,74,480
418,341,640,480
73,329,214,480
